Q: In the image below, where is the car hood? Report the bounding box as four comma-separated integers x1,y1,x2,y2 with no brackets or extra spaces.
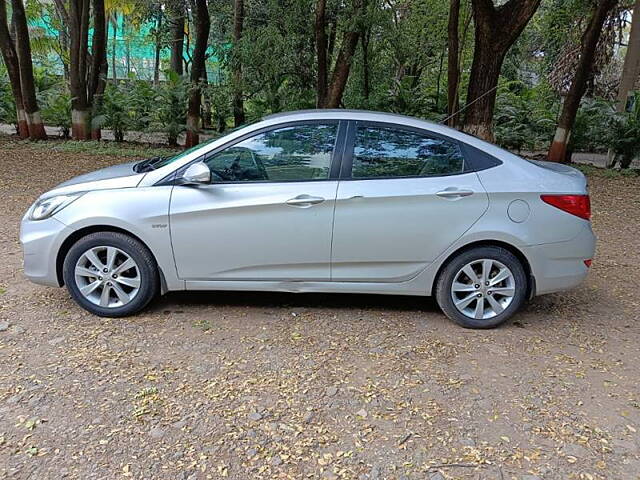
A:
44,161,147,197
56,161,141,187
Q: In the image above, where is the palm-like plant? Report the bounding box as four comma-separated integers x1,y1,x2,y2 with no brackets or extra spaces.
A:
607,96,640,169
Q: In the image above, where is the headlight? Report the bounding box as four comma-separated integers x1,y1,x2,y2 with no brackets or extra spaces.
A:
29,193,84,221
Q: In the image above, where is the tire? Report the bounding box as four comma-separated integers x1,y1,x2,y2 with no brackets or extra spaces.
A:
63,232,159,317
435,246,528,329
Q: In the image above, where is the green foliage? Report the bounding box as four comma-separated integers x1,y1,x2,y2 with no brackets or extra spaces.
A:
24,68,71,137
574,163,640,178
606,97,640,169
0,67,17,129
41,90,71,138
0,0,630,169
126,79,157,131
93,84,132,142
152,71,188,145
14,139,178,158
203,82,232,132
494,82,557,152
569,98,617,153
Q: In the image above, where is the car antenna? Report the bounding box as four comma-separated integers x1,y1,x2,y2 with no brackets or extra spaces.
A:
440,84,501,126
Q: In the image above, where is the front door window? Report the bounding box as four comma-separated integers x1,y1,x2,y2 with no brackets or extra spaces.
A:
204,123,339,182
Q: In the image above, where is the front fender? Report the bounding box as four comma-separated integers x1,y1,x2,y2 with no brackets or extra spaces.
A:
53,187,184,291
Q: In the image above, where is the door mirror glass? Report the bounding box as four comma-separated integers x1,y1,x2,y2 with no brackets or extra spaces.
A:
180,162,211,185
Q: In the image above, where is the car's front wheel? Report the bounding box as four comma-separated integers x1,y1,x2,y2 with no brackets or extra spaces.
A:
63,232,159,317
436,246,528,328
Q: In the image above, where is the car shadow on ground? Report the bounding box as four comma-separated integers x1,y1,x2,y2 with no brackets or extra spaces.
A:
152,290,440,314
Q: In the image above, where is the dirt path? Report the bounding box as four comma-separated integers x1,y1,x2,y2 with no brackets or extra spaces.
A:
0,138,639,480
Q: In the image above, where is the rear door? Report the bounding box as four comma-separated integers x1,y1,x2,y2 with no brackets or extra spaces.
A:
330,121,489,282
169,121,344,281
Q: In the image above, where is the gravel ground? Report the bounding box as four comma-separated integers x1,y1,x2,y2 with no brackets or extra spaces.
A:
0,137,639,480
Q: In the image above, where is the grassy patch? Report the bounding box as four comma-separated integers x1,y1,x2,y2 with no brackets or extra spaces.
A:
572,163,640,178
0,137,179,159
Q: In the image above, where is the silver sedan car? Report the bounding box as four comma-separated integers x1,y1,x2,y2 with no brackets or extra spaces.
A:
20,110,595,328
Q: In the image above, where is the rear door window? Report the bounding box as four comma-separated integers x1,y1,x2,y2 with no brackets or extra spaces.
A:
350,125,465,179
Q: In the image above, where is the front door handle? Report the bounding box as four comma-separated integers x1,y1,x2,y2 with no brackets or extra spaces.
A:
436,188,474,199
286,194,325,208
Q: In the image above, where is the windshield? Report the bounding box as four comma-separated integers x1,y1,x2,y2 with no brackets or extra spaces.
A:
134,121,261,172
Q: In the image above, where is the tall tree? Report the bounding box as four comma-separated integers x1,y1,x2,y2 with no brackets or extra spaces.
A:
67,0,108,140
447,0,461,127
548,0,618,162
232,0,245,126
152,7,162,85
462,0,541,141
0,0,28,138
89,0,108,139
68,0,91,139
168,0,184,75
185,0,211,147
616,0,639,112
323,0,364,108
10,0,47,139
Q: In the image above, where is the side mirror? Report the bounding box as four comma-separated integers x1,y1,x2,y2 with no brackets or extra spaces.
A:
179,162,211,185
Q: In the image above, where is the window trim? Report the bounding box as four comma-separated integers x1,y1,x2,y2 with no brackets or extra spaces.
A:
156,120,347,186
339,120,473,181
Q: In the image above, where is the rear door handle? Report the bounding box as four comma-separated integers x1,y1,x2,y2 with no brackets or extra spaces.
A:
286,194,325,208
436,188,474,199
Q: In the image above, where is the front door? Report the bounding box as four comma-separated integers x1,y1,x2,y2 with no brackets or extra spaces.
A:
331,122,489,282
169,121,341,281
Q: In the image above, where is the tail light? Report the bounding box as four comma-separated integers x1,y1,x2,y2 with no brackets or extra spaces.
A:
540,194,591,220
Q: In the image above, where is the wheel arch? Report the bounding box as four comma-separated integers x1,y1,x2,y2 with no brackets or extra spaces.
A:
56,225,168,293
432,239,535,299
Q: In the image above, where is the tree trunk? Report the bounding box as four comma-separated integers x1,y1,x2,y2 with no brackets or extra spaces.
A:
202,68,212,129
122,15,130,76
69,0,91,140
616,0,640,112
0,0,28,138
447,0,461,127
90,56,108,140
111,13,117,81
169,2,184,75
232,0,245,126
462,0,541,141
463,35,505,140
185,0,211,148
153,12,162,86
324,30,361,108
315,0,328,107
89,0,107,140
548,0,618,163
11,0,46,139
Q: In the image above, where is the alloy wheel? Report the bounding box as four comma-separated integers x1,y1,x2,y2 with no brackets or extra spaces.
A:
74,246,141,308
450,258,516,320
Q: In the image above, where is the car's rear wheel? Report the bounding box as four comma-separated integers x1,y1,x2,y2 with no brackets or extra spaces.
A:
436,246,528,328
63,232,159,317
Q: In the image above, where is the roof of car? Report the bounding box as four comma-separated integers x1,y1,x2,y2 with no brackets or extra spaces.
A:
263,109,430,122
261,108,469,142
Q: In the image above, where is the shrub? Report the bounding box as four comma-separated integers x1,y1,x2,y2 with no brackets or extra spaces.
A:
152,71,187,146
494,82,557,152
606,96,640,169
